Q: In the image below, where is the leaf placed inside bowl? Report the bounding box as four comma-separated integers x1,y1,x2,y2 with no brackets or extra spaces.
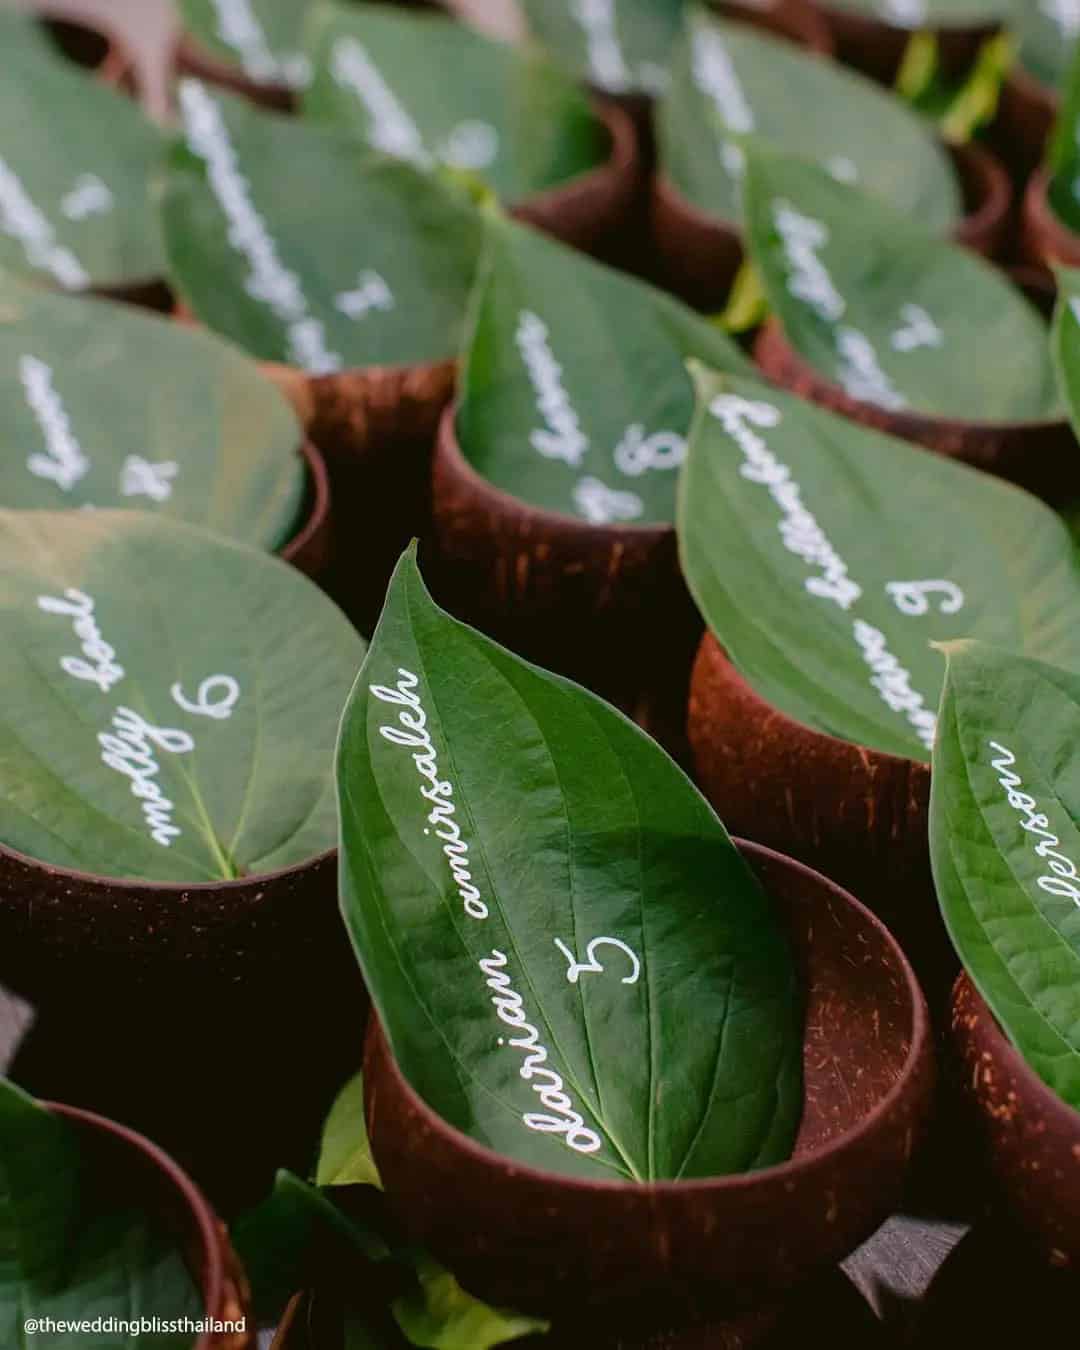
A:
743,145,1058,421
0,13,165,289
0,276,306,550
1015,0,1080,90
456,213,754,525
0,510,365,883
656,6,962,230
177,0,312,88
518,0,682,96
304,5,605,202
337,545,803,1183
1047,40,1080,234
930,641,1080,1111
161,81,484,371
678,367,1080,763
0,1078,203,1348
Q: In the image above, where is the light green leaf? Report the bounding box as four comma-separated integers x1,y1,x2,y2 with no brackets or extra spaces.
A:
930,641,1080,1110
657,6,962,230
177,0,313,88
456,214,754,525
518,0,683,96
392,1255,547,1350
0,510,365,882
677,368,1080,763
160,81,483,370
0,1078,203,1349
0,275,305,549
337,546,803,1183
742,144,1057,421
303,4,604,202
315,1075,381,1189
0,14,165,289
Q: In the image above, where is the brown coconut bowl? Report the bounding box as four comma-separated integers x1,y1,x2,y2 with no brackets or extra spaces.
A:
430,401,701,717
752,274,1078,506
685,633,960,1012
653,138,1011,313
951,973,1080,1271
281,439,333,580
1021,163,1080,271
807,2,999,85
48,1101,253,1349
265,358,455,635
363,838,934,1334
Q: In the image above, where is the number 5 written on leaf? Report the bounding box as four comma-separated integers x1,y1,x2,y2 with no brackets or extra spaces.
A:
554,936,641,986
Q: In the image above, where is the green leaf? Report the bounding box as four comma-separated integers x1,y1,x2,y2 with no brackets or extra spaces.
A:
0,510,365,883
742,144,1058,421
1014,0,1080,90
938,32,1014,143
519,0,682,96
678,367,1080,764
0,1077,203,1349
456,214,754,525
160,81,483,370
0,274,305,550
303,4,604,202
821,0,1008,26
316,1074,382,1189
0,15,165,289
656,6,962,231
930,642,1080,1110
177,0,313,88
1050,265,1080,441
337,546,803,1182
392,1255,547,1350
1048,38,1080,235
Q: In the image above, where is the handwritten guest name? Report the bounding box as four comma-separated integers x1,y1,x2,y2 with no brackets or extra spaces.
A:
0,156,88,289
20,356,89,492
989,742,1080,907
516,310,589,468
371,666,605,1157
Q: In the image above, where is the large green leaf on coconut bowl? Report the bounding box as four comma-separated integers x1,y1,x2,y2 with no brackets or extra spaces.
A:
823,0,1007,22
0,276,306,550
931,641,1080,1112
656,6,962,230
304,4,605,203
0,1078,204,1350
177,0,314,88
456,213,754,525
337,547,803,1183
677,368,1080,764
0,14,165,291
742,145,1058,421
518,0,684,96
160,81,484,371
1014,0,1080,91
0,511,365,883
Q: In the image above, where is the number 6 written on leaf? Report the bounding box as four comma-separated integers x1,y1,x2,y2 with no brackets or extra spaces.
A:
554,936,641,986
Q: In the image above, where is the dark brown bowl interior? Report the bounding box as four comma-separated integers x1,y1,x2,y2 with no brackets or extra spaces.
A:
951,973,1080,1271
47,1101,253,1349
992,67,1057,187
810,1,999,85
653,133,1008,314
363,838,934,1332
686,633,956,1008
430,400,700,716
281,439,333,580
752,270,1078,506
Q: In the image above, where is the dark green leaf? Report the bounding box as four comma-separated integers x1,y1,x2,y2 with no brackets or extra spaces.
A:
456,214,753,524
517,0,683,96
930,641,1080,1110
1048,39,1080,234
337,547,802,1182
177,0,312,88
0,1078,203,1348
0,510,365,882
657,7,962,230
742,144,1057,420
1050,264,1080,436
161,81,483,369
677,367,1080,763
0,275,305,550
303,5,604,202
0,15,165,288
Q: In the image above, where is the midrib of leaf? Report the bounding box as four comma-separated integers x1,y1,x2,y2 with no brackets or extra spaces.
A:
404,583,644,1180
